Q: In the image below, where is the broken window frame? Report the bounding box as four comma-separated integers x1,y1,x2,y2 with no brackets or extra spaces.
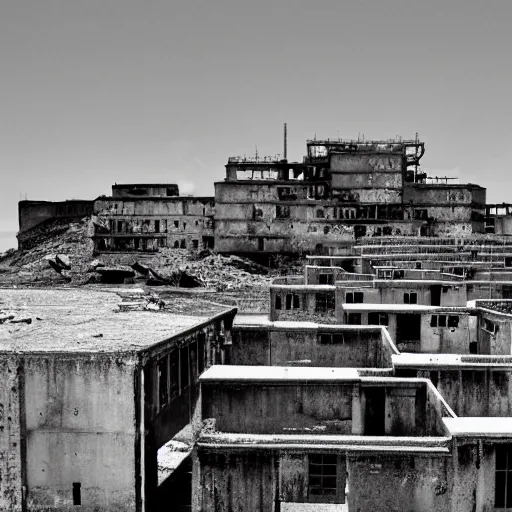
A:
368,312,389,326
315,292,335,313
276,205,291,219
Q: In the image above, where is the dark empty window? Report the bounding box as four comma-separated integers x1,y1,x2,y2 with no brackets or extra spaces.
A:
309,454,338,500
448,315,459,328
275,295,282,310
154,220,160,233
253,207,263,219
431,315,448,327
316,209,325,218
495,445,512,508
180,347,189,391
318,333,345,344
180,239,186,249
319,274,334,285
174,220,179,228
345,292,363,303
316,292,335,312
276,206,290,219
73,483,81,506
117,220,124,233
169,350,179,399
197,332,206,375
192,239,199,249
174,241,180,249
414,209,428,220
285,294,300,310
368,312,389,326
346,313,362,325
469,341,478,354
404,292,417,304
158,357,168,409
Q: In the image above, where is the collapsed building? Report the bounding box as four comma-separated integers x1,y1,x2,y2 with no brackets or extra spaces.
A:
16,133,499,257
214,136,487,255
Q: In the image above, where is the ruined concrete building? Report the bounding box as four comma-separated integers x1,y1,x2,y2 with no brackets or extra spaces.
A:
0,289,235,512
215,136,487,255
190,261,512,511
16,133,501,256
92,183,215,253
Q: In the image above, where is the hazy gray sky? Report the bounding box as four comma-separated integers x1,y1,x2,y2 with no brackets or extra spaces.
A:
1,0,511,251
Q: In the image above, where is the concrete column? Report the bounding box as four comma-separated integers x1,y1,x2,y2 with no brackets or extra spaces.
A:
352,384,363,434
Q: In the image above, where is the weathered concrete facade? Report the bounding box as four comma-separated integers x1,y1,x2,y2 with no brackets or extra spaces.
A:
0,289,236,512
92,193,215,253
215,138,486,254
193,367,456,512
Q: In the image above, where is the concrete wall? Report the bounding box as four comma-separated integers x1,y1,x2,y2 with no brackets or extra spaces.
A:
18,200,94,234
194,451,276,511
347,454,451,512
231,326,394,369
202,381,437,437
23,355,137,512
450,441,497,512
202,383,354,435
477,310,512,355
0,356,24,511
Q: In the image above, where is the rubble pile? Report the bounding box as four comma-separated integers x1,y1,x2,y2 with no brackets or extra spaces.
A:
0,217,302,298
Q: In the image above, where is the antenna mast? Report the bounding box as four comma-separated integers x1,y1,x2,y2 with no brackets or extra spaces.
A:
283,123,287,161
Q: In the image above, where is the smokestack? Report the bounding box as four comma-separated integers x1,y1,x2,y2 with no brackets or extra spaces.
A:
284,123,287,161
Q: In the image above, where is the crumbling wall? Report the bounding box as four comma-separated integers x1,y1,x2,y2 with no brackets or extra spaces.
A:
195,451,276,511
0,356,23,511
202,383,353,434
451,441,495,512
347,454,451,512
18,201,94,234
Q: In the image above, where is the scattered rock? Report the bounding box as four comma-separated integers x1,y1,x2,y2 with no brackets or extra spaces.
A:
10,317,32,324
56,254,71,270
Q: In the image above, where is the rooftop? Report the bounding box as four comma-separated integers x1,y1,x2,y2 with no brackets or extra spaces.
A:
443,417,512,437
341,303,469,313
0,289,235,353
200,365,429,385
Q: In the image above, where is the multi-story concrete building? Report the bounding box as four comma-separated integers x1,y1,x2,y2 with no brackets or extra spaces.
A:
92,184,215,253
0,289,236,512
214,137,487,255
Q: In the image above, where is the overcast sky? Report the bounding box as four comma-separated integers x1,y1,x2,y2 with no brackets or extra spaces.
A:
1,0,511,251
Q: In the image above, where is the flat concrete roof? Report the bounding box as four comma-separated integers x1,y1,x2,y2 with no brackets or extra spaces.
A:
0,289,234,354
342,304,469,313
393,353,512,369
443,417,512,437
201,365,361,383
200,366,427,385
